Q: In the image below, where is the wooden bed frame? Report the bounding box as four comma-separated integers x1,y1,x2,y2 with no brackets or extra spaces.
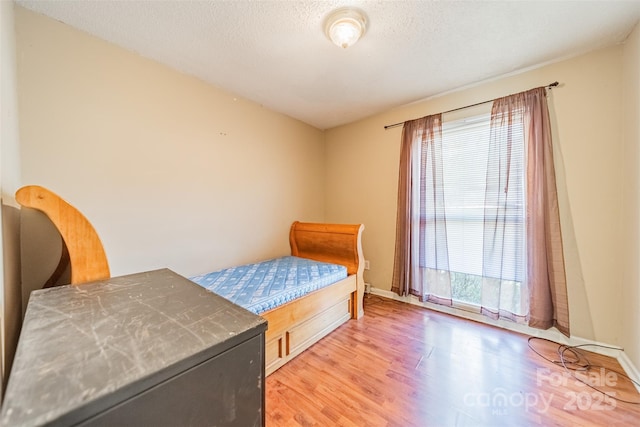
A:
263,221,365,374
16,186,365,376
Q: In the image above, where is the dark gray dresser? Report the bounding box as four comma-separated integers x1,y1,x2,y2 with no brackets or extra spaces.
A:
0,269,267,427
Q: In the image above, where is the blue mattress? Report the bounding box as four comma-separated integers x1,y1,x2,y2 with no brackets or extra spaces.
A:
190,256,348,314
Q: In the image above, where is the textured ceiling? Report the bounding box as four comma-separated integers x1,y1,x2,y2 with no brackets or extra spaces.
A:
15,0,640,130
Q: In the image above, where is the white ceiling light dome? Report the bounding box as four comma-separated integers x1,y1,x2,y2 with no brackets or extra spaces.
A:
324,7,367,49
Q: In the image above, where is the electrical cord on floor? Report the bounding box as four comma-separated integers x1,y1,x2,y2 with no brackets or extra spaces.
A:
527,336,640,404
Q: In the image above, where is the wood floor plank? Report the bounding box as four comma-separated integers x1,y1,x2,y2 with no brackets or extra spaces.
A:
266,295,640,426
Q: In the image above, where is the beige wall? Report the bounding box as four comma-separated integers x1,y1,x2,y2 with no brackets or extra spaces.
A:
326,45,630,345
14,6,326,292
0,0,23,392
621,23,640,370
9,4,639,374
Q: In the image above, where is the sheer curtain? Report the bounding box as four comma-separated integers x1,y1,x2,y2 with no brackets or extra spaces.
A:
485,87,569,334
481,92,528,322
392,87,570,335
521,88,569,335
391,114,452,303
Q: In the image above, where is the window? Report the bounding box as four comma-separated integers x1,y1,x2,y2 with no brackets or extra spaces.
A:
393,87,569,333
420,112,526,314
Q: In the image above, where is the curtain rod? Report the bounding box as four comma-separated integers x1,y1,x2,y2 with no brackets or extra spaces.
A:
383,81,560,130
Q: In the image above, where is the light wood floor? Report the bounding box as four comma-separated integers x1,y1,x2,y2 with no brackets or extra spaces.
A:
266,295,640,426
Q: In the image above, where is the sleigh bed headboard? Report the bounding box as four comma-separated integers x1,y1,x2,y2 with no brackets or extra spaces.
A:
289,221,365,317
289,221,364,276
16,185,110,286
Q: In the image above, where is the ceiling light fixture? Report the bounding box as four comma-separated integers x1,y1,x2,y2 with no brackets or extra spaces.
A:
324,7,367,49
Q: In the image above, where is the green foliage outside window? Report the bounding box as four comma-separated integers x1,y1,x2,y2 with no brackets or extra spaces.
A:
450,271,482,305
450,271,523,313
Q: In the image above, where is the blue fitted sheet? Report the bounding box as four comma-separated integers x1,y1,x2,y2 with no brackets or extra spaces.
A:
189,256,348,314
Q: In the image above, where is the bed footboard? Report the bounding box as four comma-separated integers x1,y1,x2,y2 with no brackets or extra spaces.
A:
260,222,365,375
262,275,355,375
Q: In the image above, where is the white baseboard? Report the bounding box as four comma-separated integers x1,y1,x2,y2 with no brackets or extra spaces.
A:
368,286,640,393
618,351,640,393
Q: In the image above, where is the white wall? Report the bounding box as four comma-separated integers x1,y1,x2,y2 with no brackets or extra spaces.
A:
0,0,23,392
325,45,629,346
621,22,640,372
14,7,326,292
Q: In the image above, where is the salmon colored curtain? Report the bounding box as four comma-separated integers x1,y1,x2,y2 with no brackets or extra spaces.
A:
484,87,570,336
391,114,451,303
520,88,570,335
481,93,528,322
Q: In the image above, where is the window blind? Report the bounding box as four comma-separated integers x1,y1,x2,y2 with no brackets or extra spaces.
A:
438,113,525,283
